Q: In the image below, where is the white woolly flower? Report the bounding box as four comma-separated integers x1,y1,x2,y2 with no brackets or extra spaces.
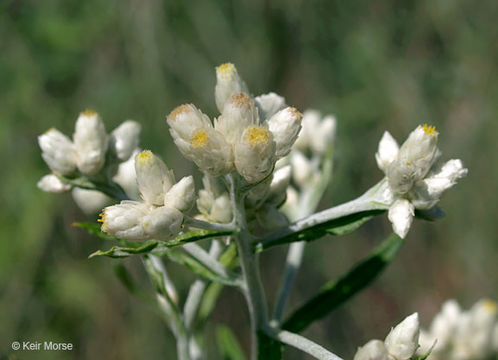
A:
135,150,175,206
167,105,233,176
353,340,389,360
266,107,303,158
234,126,276,183
110,120,141,161
384,313,420,360
215,62,248,112
375,125,467,238
38,128,78,175
215,93,259,145
266,165,292,206
73,110,108,175
72,188,112,215
100,201,151,240
37,174,71,193
294,110,337,155
164,176,195,212
429,300,462,352
196,175,233,223
387,125,439,194
112,150,140,200
375,131,399,172
290,150,314,188
141,206,183,241
255,92,286,119
387,199,415,239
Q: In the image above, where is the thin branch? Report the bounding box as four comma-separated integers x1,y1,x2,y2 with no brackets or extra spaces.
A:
183,215,237,233
270,329,344,360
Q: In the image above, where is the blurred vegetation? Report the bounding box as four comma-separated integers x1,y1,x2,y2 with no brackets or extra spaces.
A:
1,0,497,358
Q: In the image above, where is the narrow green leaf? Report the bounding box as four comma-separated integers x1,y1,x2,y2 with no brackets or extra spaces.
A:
216,325,247,360
257,330,282,360
282,234,404,333
89,241,159,258
153,230,233,252
415,206,445,221
256,210,385,252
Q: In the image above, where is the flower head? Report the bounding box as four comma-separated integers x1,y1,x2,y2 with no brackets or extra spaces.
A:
375,125,467,238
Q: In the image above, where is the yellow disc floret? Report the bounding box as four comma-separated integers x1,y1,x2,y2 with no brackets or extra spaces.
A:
244,126,270,147
216,63,236,77
482,300,498,313
423,123,437,135
98,212,108,232
229,93,252,107
82,109,97,116
190,129,210,149
136,150,153,164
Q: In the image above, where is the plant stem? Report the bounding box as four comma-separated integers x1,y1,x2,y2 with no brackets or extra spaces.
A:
228,174,270,359
269,329,344,360
183,216,237,233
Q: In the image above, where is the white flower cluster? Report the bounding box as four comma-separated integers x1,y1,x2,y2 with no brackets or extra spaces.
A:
166,63,303,183
38,110,141,214
354,313,421,360
196,175,233,224
376,125,468,238
417,299,498,360
98,150,195,241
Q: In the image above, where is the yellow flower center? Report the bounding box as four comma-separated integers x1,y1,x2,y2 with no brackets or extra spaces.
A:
216,63,236,77
191,129,210,149
482,300,498,312
98,212,108,232
244,126,270,147
423,124,437,135
82,109,97,116
136,150,153,164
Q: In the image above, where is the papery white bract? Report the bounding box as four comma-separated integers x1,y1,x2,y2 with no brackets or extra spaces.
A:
266,107,303,158
110,120,141,161
164,176,196,212
38,128,78,175
255,92,286,119
375,131,399,173
99,200,151,240
72,188,112,215
353,340,389,360
215,62,249,112
141,206,183,241
135,150,175,206
215,93,259,145
234,126,276,183
73,110,108,175
388,199,415,239
37,174,71,193
294,110,337,155
384,313,420,360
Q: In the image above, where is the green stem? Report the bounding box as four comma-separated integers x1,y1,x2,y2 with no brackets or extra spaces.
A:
228,174,270,359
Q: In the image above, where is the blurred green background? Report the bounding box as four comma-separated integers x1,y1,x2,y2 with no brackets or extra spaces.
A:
1,0,497,358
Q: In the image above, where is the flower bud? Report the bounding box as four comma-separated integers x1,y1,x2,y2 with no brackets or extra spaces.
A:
37,174,71,193
141,206,183,241
164,176,195,212
72,188,112,215
429,300,461,351
167,104,213,141
266,165,292,206
167,105,233,176
110,120,141,161
353,340,389,360
73,110,108,175
215,93,259,145
135,150,175,206
215,63,248,112
38,128,77,175
255,92,286,119
387,125,439,194
290,150,314,188
384,313,420,360
267,107,302,158
100,201,151,240
376,131,399,173
112,151,140,200
423,159,468,199
294,110,320,151
234,126,276,183
311,115,337,154
388,199,415,239
256,205,288,229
